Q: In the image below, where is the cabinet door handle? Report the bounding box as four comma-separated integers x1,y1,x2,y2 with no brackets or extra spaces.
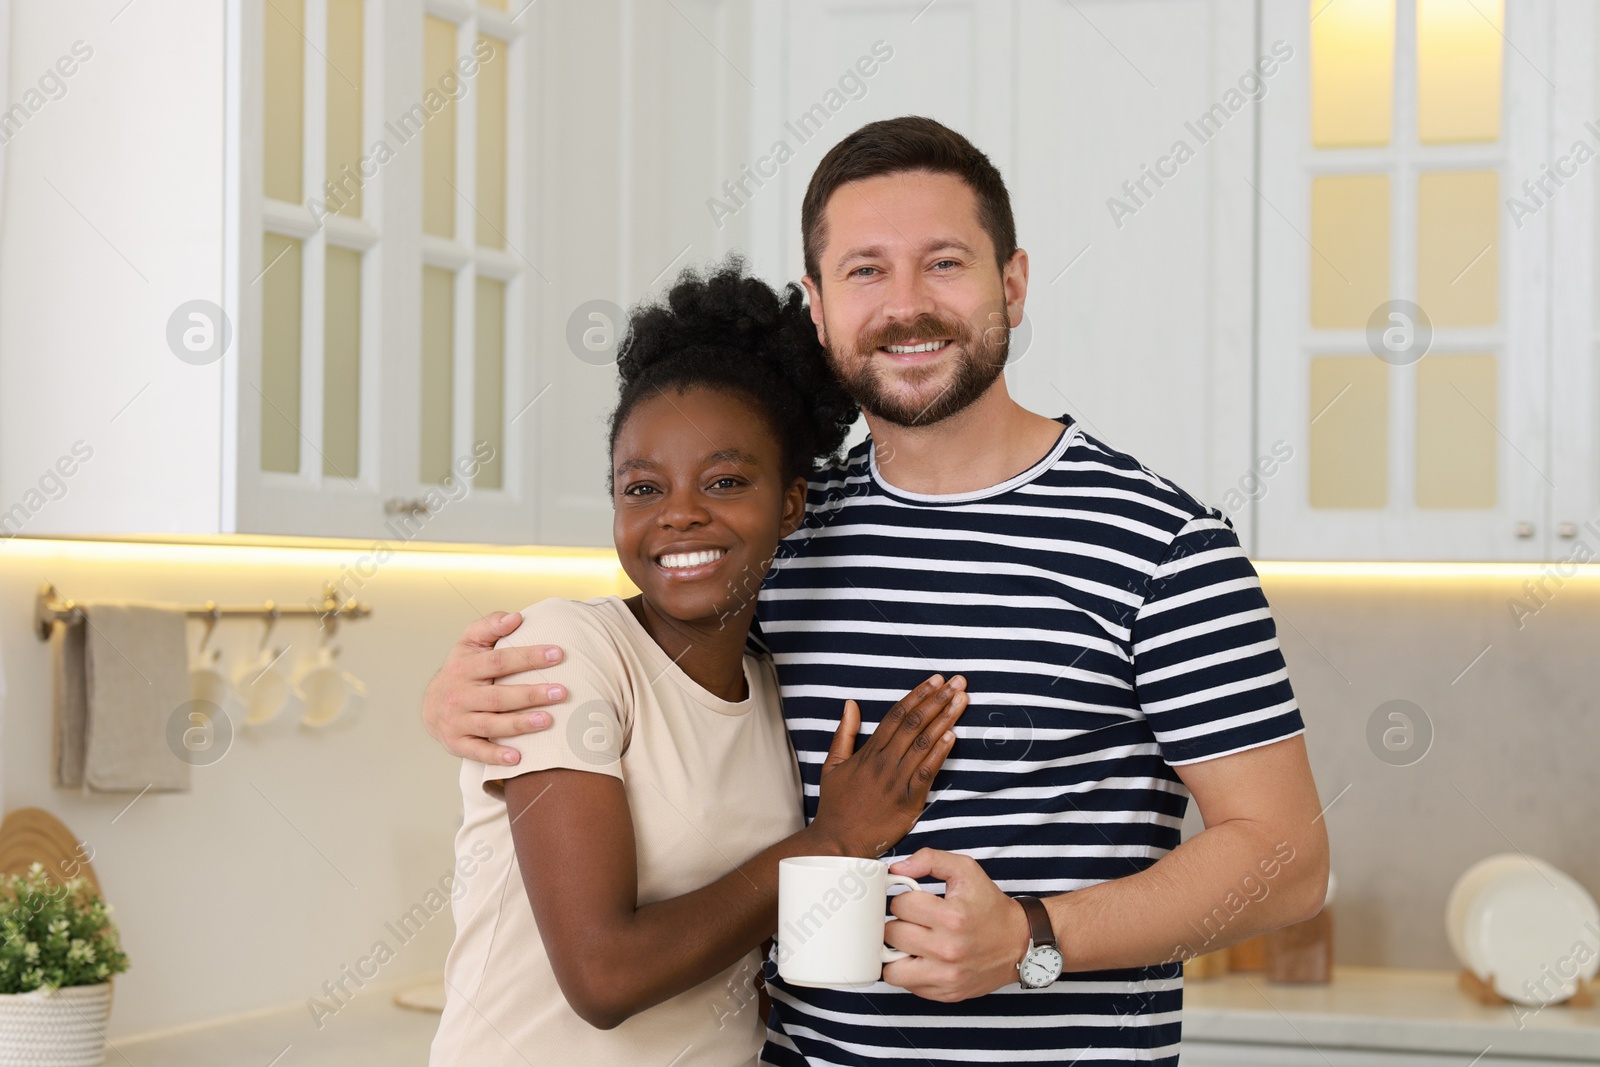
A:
1514,522,1536,539
1557,522,1578,539
384,497,432,518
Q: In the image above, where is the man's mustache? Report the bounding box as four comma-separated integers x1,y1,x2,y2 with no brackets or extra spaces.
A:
858,314,971,351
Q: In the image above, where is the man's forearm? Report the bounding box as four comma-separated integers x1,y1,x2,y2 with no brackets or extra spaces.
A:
1041,818,1330,973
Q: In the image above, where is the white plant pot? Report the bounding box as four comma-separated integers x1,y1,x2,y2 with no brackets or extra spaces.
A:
0,984,110,1067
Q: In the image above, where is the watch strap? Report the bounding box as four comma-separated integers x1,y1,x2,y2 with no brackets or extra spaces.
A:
1017,895,1056,950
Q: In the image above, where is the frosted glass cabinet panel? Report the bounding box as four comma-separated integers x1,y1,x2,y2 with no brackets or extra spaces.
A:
1415,170,1498,327
1308,357,1390,509
476,35,510,251
1310,174,1391,328
325,0,365,220
1416,0,1504,144
474,277,508,492
1414,354,1498,510
422,17,458,241
322,245,363,479
1310,0,1395,148
420,266,456,487
263,0,304,203
259,234,304,476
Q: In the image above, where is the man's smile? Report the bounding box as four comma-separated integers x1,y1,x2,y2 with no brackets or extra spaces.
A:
879,339,954,362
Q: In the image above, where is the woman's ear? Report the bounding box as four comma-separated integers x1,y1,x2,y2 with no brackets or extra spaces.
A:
778,475,809,538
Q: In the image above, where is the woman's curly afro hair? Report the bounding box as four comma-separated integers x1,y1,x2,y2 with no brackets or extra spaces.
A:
607,255,857,491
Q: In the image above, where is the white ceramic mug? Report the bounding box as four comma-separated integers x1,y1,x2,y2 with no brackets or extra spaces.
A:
189,648,242,720
776,856,927,988
234,646,299,727
296,645,366,728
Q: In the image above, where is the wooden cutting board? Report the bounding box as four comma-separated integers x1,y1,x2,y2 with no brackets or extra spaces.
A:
0,808,112,1004
0,807,102,895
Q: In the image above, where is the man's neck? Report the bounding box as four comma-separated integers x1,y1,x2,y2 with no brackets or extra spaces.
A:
866,378,1068,496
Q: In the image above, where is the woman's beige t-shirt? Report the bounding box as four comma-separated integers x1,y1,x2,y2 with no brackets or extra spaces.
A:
430,595,805,1067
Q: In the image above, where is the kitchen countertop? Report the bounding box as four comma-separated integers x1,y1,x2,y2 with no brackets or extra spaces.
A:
106,967,1599,1065
1185,965,1600,1061
111,977,439,1067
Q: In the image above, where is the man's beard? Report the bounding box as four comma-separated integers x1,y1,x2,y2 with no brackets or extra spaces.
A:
829,309,1009,428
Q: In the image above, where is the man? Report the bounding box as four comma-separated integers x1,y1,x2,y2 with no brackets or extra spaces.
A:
424,116,1329,1066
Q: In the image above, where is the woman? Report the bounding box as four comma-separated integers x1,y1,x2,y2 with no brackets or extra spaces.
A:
430,258,970,1065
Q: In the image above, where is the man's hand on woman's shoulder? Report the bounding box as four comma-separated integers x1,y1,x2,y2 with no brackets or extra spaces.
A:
422,610,567,765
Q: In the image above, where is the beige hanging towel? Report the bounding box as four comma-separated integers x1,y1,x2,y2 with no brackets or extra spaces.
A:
52,603,192,793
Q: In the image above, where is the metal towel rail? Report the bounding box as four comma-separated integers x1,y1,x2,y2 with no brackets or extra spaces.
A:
33,581,372,641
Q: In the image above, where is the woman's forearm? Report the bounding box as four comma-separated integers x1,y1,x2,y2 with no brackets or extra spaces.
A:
561,823,848,1029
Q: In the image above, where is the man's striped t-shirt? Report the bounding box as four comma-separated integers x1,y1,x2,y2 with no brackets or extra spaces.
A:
751,414,1306,1067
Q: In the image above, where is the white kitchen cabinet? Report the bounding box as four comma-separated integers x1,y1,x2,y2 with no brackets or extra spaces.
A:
6,0,1595,558
0,2,230,541
1254,0,1560,561
234,0,772,548
0,0,544,545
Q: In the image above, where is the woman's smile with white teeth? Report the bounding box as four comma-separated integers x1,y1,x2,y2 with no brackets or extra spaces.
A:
656,548,728,570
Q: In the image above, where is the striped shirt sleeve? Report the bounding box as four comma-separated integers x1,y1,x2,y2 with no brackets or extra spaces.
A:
1131,512,1305,765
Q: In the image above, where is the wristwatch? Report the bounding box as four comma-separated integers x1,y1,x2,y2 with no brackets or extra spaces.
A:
1015,896,1064,989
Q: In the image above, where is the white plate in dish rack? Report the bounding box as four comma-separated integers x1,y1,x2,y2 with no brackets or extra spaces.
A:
1460,863,1599,1005
1445,853,1548,966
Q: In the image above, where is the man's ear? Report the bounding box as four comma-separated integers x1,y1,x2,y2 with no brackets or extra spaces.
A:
778,475,809,538
801,275,828,348
1002,247,1030,328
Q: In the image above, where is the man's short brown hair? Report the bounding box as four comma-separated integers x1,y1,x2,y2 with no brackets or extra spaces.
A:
801,116,1017,282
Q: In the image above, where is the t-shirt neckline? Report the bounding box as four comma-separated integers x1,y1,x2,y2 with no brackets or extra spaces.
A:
867,414,1079,505
599,595,759,716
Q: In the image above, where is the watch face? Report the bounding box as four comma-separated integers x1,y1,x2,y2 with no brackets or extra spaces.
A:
1021,945,1064,987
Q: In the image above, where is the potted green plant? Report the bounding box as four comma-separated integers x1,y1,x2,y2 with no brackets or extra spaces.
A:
0,864,128,1067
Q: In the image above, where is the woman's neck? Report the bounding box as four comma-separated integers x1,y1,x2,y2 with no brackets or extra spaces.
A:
624,594,752,703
